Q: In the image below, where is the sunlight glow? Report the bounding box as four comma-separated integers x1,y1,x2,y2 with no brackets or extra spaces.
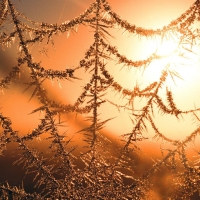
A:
142,36,199,86
125,36,200,140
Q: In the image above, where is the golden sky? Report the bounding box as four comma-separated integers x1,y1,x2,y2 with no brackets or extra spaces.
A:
1,0,200,149
1,1,200,198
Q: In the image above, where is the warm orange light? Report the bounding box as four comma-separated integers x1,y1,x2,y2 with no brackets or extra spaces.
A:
140,35,200,86
140,37,200,140
105,35,200,141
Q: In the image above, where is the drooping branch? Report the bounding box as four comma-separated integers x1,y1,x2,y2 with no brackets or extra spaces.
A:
101,0,200,37
0,0,200,198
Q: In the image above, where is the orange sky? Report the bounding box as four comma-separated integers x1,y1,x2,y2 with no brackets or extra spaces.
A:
1,1,200,198
0,0,200,152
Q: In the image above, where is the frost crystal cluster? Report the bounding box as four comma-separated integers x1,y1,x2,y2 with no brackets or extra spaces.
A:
0,0,200,199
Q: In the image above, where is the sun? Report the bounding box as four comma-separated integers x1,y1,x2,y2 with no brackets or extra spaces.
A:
116,35,200,140
141,36,199,86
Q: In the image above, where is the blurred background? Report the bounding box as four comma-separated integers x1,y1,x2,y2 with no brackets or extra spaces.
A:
0,0,200,198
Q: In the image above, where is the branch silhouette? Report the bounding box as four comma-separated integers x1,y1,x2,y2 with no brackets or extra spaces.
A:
0,0,200,199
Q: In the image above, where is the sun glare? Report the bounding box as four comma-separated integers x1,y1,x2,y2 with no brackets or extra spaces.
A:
121,35,200,140
141,36,200,86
